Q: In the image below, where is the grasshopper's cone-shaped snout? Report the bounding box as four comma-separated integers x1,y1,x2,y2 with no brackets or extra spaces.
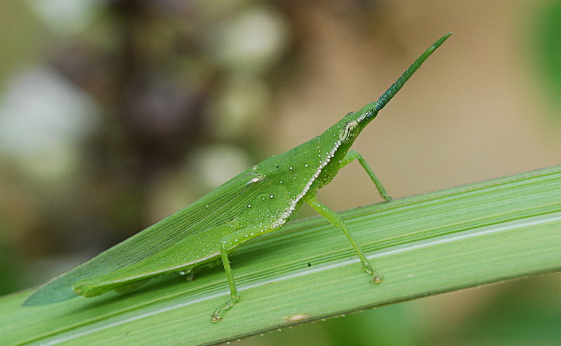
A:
358,32,452,127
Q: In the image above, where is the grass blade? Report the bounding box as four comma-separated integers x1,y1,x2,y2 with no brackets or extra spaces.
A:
1,165,560,346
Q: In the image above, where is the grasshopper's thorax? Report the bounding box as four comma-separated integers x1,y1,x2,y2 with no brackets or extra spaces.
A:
251,103,378,225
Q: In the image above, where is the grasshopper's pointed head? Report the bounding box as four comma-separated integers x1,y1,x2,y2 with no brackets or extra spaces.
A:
339,32,452,142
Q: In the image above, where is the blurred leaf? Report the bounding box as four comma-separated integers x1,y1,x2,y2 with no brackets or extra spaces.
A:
536,1,561,115
0,242,22,296
325,304,418,346
0,165,560,346
457,274,561,343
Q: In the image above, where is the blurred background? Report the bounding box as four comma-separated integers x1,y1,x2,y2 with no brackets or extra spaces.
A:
1,1,560,345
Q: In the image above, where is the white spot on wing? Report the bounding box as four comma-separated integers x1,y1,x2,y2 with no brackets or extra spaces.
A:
247,176,263,184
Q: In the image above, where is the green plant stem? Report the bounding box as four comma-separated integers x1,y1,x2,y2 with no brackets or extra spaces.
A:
1,165,561,346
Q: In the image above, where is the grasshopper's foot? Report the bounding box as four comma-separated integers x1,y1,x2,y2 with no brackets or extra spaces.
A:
382,194,392,202
363,265,383,284
211,296,240,323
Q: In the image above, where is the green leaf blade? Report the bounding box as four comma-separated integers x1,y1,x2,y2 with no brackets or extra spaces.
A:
1,165,561,346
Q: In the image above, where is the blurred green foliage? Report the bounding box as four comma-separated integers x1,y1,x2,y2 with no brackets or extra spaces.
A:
537,1,561,116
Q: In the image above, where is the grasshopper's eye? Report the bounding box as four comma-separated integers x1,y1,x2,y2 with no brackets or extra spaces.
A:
339,120,359,143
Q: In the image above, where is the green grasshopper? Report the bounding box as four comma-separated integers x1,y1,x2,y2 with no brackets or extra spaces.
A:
23,33,451,322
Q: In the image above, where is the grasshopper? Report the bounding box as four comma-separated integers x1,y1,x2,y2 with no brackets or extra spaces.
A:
23,33,451,322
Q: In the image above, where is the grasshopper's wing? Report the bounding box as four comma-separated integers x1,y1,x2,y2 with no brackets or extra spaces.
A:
23,168,274,305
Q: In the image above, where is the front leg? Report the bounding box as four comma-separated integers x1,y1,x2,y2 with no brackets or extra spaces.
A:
305,195,382,284
340,150,392,202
